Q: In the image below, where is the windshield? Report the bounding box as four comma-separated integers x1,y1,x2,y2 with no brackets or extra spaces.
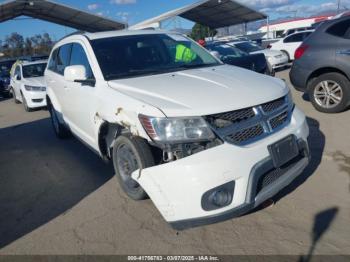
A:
209,44,248,58
234,42,264,53
91,34,220,80
22,63,47,78
0,71,10,77
0,61,15,76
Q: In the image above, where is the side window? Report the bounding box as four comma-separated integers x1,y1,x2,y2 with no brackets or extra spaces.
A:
69,43,94,79
327,19,350,38
48,48,58,72
284,33,303,43
56,44,72,75
14,66,21,79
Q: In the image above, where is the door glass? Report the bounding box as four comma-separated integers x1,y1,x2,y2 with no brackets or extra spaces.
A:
56,44,72,75
15,66,21,79
70,43,94,79
48,48,58,72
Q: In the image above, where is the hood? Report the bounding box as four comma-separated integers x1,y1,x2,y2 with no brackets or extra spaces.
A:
107,65,287,117
251,49,284,58
22,76,46,87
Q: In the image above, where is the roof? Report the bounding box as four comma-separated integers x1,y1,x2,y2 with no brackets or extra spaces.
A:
0,0,126,32
130,0,267,30
83,29,173,40
260,15,332,28
22,60,48,66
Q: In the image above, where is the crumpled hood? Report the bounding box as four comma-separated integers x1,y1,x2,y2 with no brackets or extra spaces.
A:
22,76,46,87
251,49,284,58
108,65,288,117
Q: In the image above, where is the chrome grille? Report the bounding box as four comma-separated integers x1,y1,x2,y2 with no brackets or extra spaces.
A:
205,95,293,146
226,124,264,144
207,108,255,128
261,97,285,113
270,111,288,130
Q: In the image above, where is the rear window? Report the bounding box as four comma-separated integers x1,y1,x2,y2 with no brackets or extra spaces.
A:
326,19,350,38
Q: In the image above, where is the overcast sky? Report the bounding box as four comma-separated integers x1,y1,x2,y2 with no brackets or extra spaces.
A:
0,0,348,41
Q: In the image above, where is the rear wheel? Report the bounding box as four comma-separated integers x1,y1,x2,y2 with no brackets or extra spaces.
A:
112,135,155,200
308,72,350,113
48,103,71,138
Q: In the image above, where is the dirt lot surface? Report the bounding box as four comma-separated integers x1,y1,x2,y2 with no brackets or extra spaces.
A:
0,69,349,255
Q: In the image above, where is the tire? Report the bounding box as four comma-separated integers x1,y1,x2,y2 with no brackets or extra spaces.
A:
308,72,350,113
12,88,20,104
48,103,71,139
281,50,290,62
112,135,155,200
21,93,32,112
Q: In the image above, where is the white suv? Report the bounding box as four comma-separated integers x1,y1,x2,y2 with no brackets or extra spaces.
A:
45,30,310,229
10,60,48,111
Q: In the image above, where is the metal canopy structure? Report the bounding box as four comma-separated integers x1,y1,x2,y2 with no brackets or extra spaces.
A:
0,0,126,32
130,0,267,30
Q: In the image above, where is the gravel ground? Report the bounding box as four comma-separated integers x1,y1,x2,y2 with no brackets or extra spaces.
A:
0,69,349,255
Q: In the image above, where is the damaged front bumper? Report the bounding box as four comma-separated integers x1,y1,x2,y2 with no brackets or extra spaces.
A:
132,107,310,230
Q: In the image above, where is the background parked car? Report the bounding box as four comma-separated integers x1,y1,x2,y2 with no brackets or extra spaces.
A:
10,60,48,111
205,42,274,76
268,30,314,61
0,59,16,98
226,41,289,71
290,16,350,113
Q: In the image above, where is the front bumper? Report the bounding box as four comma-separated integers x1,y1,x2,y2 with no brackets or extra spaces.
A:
133,107,310,229
269,56,289,70
23,90,47,108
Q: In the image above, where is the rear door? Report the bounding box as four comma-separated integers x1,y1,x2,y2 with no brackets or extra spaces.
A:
46,44,72,117
330,19,350,76
12,65,22,99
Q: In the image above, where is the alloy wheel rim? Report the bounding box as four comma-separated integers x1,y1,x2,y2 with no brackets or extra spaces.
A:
314,80,343,109
116,144,140,189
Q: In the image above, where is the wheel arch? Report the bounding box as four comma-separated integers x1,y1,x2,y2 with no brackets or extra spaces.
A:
97,121,124,161
307,67,350,90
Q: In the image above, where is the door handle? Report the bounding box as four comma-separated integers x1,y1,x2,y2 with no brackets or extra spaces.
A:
337,50,350,55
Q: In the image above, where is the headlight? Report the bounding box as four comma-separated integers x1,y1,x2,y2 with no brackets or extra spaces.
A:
139,115,215,143
24,85,46,91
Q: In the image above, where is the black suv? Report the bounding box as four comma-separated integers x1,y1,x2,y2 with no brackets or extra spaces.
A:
290,16,350,113
0,59,16,98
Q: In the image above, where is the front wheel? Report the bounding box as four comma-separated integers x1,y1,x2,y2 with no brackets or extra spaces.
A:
11,88,20,104
308,73,350,113
49,103,71,139
21,93,32,112
112,135,155,200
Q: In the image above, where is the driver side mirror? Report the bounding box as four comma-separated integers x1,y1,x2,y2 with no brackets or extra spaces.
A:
64,65,95,87
15,74,21,81
64,65,87,82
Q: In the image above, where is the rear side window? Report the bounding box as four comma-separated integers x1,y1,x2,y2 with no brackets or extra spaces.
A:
48,48,58,71
70,43,94,79
284,33,304,43
56,44,72,75
327,19,350,38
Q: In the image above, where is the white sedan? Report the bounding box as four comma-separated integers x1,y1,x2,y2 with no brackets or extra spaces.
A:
10,60,47,111
268,30,314,61
227,41,289,71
